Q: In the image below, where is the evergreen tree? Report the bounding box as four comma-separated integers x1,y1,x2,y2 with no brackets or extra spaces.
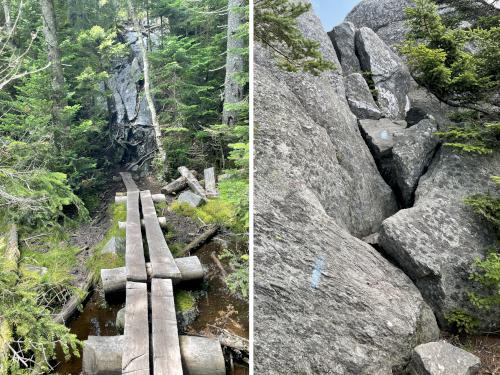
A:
254,0,333,75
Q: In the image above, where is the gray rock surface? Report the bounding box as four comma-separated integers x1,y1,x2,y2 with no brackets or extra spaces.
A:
407,341,481,375
407,86,452,128
345,73,382,119
254,5,438,374
102,236,125,255
390,119,439,206
380,150,500,329
83,335,124,375
328,22,361,75
255,8,397,238
108,27,160,172
359,118,406,157
356,27,412,119
177,191,204,208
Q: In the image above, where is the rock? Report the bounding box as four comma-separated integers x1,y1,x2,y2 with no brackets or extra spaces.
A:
83,335,124,375
345,0,414,36
135,95,152,126
177,191,204,208
345,72,382,119
390,119,439,206
176,307,199,332
328,22,361,75
379,150,500,330
406,107,431,127
359,118,406,157
254,5,438,374
254,9,396,238
355,27,412,119
407,86,453,128
23,265,48,276
116,308,125,333
407,341,481,375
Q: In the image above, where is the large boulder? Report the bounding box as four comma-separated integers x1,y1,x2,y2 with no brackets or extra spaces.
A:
407,341,481,375
390,119,439,206
254,8,396,239
328,22,361,75
345,73,382,119
379,150,500,330
355,27,412,119
254,4,439,374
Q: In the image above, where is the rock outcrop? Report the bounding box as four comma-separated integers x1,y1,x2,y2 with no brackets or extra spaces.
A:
254,4,439,374
345,73,382,119
328,22,360,75
107,25,160,173
380,150,500,329
355,27,412,119
407,341,481,375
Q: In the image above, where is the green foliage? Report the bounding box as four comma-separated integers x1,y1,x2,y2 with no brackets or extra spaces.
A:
0,168,87,228
401,0,500,105
0,230,81,373
174,290,196,312
219,249,249,298
436,118,499,154
469,251,500,311
254,0,334,75
445,310,479,334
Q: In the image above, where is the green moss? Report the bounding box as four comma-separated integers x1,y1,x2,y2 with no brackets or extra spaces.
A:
86,203,126,277
174,290,196,312
169,242,186,257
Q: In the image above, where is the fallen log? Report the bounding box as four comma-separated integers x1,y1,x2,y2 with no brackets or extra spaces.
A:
178,166,208,201
0,224,20,370
101,256,204,295
115,193,166,204
161,176,188,195
53,271,94,324
210,251,228,279
118,216,167,230
179,225,219,257
217,328,249,353
83,335,225,375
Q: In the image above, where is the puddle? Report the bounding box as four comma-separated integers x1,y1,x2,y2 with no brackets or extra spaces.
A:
54,291,124,374
187,241,249,339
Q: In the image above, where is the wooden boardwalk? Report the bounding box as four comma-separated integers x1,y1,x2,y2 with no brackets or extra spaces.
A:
122,282,150,375
141,190,181,280
119,173,184,375
151,279,183,375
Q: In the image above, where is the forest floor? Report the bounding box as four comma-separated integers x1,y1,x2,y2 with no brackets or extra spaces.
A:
443,333,500,375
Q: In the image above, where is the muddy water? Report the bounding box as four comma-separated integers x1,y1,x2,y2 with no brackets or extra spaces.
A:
55,240,248,374
188,241,249,339
55,291,124,374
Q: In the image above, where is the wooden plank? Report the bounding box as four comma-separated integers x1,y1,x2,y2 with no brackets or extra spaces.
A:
120,172,139,193
178,166,208,201
204,167,218,198
140,190,181,279
126,191,147,282
122,282,149,375
151,279,183,375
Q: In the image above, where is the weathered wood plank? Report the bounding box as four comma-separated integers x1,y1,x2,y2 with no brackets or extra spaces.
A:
101,257,204,294
140,190,181,279
178,166,208,201
122,282,149,375
119,172,139,193
151,279,183,375
161,176,188,195
126,191,147,282
204,167,218,198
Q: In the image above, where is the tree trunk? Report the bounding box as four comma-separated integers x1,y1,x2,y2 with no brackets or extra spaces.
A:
2,0,11,32
40,0,68,136
126,0,167,177
222,0,246,126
